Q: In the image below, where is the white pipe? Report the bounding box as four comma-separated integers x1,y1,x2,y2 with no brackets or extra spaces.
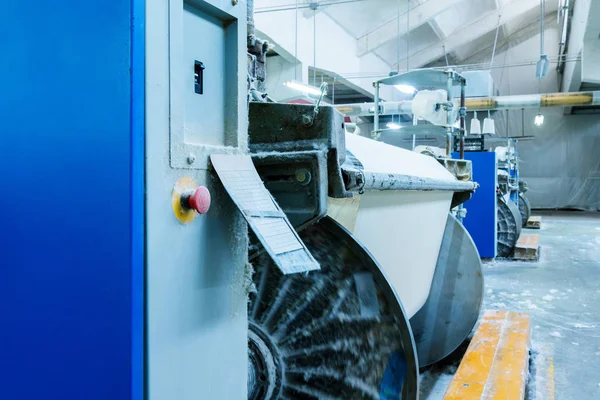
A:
335,91,600,116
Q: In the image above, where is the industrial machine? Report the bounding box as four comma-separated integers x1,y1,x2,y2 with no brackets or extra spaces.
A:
245,100,483,399
496,141,532,227
344,71,555,258
451,147,522,258
3,1,484,399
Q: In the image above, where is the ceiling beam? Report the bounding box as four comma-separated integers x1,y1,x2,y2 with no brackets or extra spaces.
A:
428,19,446,41
356,0,463,57
394,0,548,69
458,11,558,66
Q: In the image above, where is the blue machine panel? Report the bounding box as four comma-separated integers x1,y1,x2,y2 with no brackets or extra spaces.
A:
0,2,144,399
453,152,497,258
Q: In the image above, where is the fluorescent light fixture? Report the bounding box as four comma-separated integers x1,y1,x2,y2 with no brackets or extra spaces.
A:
395,84,417,94
283,80,322,96
534,113,545,126
386,122,401,130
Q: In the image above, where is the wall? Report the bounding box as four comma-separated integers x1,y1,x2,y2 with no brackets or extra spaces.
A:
254,7,394,100
487,28,600,211
264,55,301,101
561,0,589,92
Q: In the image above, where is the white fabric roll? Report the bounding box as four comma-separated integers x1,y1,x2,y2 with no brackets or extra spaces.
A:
328,134,458,318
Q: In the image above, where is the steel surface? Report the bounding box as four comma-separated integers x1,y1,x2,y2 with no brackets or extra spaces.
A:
0,1,145,398
410,213,484,367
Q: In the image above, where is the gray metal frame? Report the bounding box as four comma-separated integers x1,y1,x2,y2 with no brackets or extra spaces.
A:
373,69,466,158
146,0,250,398
410,213,484,367
168,0,248,170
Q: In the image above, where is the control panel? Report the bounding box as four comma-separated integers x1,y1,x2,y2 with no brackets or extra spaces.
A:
146,0,249,399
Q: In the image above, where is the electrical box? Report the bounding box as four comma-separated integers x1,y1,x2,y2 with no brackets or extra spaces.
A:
146,0,248,399
168,0,247,169
452,70,496,98
454,151,498,258
2,1,249,399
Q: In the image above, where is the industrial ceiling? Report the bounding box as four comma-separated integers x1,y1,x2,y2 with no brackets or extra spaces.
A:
255,0,560,69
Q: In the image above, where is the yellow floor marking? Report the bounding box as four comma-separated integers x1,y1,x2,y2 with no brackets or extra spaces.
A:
546,353,555,400
443,310,531,400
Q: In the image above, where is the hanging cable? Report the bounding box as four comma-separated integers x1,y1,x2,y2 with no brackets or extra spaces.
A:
329,55,581,81
313,7,317,84
443,45,450,67
255,0,365,13
540,0,545,56
489,13,502,124
406,0,410,71
490,15,501,68
397,0,401,71
294,0,298,80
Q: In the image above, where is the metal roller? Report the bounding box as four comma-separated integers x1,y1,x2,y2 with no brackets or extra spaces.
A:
497,196,523,257
410,213,484,367
248,217,419,400
518,193,532,228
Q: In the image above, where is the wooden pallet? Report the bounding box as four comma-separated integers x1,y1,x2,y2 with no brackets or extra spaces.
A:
444,310,531,400
513,233,540,261
525,216,542,229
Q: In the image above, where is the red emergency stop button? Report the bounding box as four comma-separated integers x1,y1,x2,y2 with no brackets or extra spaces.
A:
187,186,211,214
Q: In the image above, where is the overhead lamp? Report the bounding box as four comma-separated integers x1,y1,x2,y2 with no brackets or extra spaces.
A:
386,122,401,130
534,113,545,126
470,111,481,135
536,55,551,80
283,80,323,96
395,84,417,94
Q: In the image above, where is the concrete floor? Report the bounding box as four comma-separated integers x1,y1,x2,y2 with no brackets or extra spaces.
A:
420,211,600,399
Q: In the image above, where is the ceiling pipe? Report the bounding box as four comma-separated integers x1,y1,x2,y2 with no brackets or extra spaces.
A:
334,91,600,116
557,0,570,73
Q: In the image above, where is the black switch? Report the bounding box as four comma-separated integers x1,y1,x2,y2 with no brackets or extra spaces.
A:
194,61,205,94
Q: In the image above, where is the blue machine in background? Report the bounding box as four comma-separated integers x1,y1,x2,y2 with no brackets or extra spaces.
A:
496,139,532,226
1,2,144,399
454,147,524,258
453,152,498,258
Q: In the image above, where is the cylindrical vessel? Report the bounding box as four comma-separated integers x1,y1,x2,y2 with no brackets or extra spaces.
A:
329,133,464,318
